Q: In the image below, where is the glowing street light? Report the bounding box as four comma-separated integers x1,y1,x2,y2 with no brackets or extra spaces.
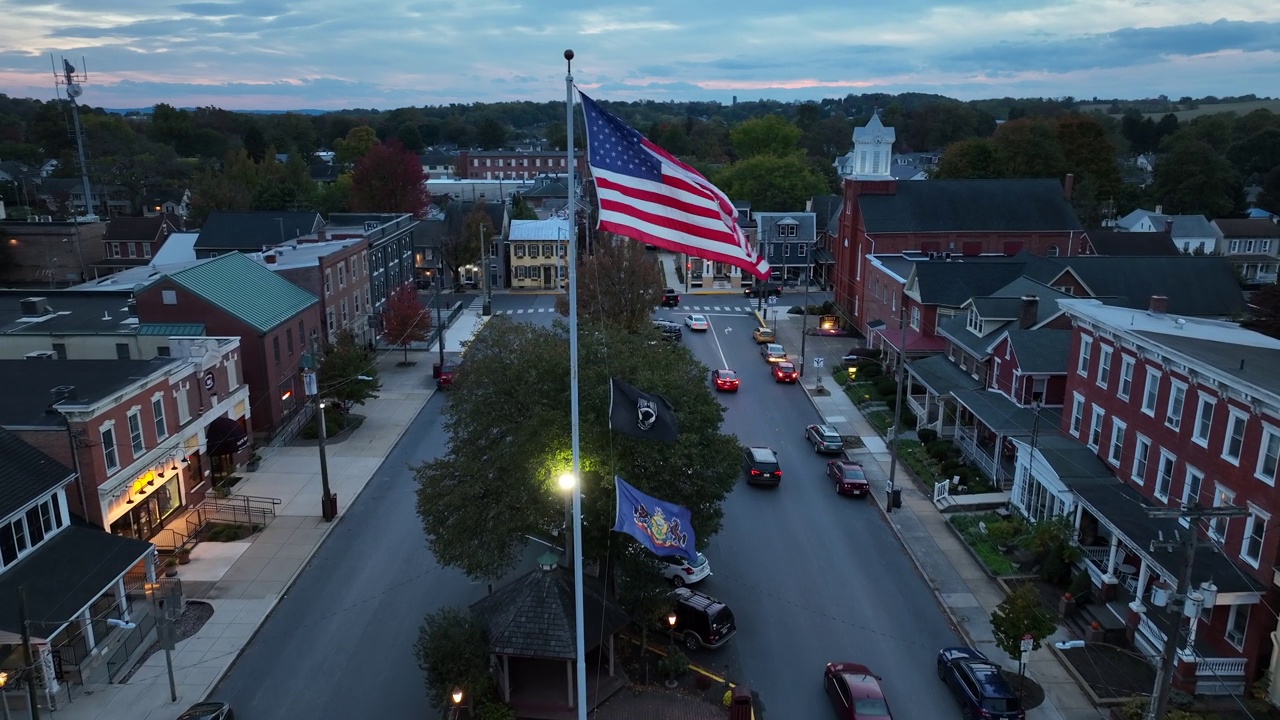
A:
557,473,576,491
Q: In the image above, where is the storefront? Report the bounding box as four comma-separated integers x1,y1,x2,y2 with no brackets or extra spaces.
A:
109,473,182,541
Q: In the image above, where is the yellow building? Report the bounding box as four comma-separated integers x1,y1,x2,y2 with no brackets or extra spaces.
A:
508,218,569,290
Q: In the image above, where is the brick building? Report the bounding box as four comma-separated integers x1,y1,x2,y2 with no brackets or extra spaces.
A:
455,149,586,181
0,218,107,286
257,239,373,346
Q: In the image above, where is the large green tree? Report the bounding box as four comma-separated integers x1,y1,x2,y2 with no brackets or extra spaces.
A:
1151,134,1242,217
554,234,663,333
932,138,1005,179
318,328,381,415
729,115,803,159
992,119,1066,179
333,125,379,165
713,153,829,211
413,318,741,580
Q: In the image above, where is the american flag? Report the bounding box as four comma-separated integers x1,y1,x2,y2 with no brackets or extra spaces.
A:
578,92,770,280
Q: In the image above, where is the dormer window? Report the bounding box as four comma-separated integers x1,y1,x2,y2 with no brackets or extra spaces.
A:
776,221,798,238
966,308,982,334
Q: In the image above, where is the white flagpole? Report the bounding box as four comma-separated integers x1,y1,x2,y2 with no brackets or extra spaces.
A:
564,48,588,720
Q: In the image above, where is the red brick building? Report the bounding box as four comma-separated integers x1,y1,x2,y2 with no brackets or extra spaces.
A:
455,149,585,181
96,215,182,274
258,238,373,347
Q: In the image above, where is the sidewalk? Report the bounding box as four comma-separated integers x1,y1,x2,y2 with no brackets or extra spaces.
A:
768,313,1106,720
50,311,489,720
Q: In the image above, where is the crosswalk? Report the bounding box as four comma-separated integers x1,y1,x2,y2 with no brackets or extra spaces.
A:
467,297,484,311
493,304,759,316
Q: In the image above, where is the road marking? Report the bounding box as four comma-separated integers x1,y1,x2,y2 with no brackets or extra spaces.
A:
706,316,730,369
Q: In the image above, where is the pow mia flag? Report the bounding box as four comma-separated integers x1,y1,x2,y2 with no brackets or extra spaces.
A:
608,378,678,441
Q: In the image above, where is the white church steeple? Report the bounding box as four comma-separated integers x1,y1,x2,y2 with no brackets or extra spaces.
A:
834,112,895,180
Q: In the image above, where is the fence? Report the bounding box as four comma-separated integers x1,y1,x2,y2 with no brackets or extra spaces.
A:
104,611,157,680
197,494,280,528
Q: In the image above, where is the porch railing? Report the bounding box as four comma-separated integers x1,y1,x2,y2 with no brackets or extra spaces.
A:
956,430,998,479
1137,612,1167,648
1078,545,1111,571
105,611,157,681
1196,657,1246,677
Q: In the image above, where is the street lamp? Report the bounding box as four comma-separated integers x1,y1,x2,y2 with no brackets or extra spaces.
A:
449,686,464,719
666,612,677,629
0,670,11,720
557,473,576,567
557,473,576,491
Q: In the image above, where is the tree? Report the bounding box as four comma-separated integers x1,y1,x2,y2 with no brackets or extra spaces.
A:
441,200,487,288
413,318,741,580
349,140,428,216
713,153,829,211
413,607,497,711
554,234,663,333
509,195,538,220
189,148,262,224
1226,128,1280,177
1151,135,1242,218
613,547,676,683
395,123,425,154
380,282,431,365
474,117,508,150
729,115,803,159
458,202,497,287
333,125,379,165
932,138,1005,179
243,125,268,163
1242,282,1280,339
318,328,381,415
992,119,1066,179
990,583,1056,659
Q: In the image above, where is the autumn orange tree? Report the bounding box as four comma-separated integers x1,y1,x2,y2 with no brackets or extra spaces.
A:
350,139,428,217
380,282,432,365
555,233,662,333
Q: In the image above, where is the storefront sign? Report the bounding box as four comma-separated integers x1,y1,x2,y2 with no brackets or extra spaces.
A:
203,372,216,392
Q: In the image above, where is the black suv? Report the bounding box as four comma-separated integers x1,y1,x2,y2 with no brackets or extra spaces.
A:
936,647,1026,719
660,288,681,307
652,319,683,342
743,282,782,299
742,446,782,486
668,587,736,650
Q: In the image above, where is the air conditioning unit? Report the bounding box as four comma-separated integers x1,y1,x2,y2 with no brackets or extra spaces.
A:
19,297,50,316
24,350,57,360
928,251,938,260
942,252,953,261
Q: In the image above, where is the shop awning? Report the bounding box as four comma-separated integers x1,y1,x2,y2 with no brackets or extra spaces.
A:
206,415,248,457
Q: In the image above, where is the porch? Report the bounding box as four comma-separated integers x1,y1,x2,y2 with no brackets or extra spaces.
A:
952,389,1059,490
905,355,981,438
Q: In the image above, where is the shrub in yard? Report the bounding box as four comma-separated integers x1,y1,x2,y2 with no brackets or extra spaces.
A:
901,410,918,428
926,440,952,461
857,362,883,379
874,377,898,397
940,459,962,477
917,428,938,444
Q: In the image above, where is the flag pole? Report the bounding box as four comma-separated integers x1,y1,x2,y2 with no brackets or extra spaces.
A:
564,48,588,720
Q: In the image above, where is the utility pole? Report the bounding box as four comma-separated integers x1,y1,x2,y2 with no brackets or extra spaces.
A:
799,249,812,377
156,583,180,702
19,587,41,720
885,305,908,513
305,338,334,521
480,224,491,316
434,259,446,371
1144,504,1248,720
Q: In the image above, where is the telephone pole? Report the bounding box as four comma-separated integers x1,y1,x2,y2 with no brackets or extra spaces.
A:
18,587,41,720
304,338,334,521
1144,504,1248,720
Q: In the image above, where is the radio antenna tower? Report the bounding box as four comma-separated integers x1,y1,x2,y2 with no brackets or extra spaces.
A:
51,54,90,279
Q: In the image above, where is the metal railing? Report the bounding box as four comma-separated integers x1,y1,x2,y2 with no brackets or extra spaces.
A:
198,494,280,528
105,611,156,681
1196,657,1246,676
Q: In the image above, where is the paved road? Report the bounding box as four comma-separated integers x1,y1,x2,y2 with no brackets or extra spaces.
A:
666,312,962,720
210,393,543,718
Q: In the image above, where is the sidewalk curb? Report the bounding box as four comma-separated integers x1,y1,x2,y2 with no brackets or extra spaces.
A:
200,386,439,699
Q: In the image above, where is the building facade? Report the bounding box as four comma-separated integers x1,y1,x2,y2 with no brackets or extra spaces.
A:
1213,218,1280,285
321,213,417,320
754,212,817,285
455,150,586,181
0,218,107,286
259,239,373,346
508,218,569,290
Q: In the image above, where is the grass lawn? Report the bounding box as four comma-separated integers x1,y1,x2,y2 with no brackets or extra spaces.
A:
949,513,1020,576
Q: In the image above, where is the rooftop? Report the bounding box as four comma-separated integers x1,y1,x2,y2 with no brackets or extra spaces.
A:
146,253,319,333
193,211,324,252
67,260,208,293
251,239,363,271
858,179,1083,234
0,358,181,428
0,427,74,520
1214,218,1280,239
1056,256,1245,317
508,218,570,242
152,232,199,264
0,290,136,336
1084,230,1179,256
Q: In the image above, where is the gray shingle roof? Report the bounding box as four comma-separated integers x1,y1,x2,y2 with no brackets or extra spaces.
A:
937,315,995,357
0,427,74,520
910,259,1049,306
0,358,181,428
1004,329,1072,373
469,565,630,659
155,253,319,333
906,354,982,396
1131,332,1280,397
1214,218,1280,239
859,179,1083,233
952,389,1062,435
194,211,324,252
755,212,817,242
1084,231,1179,256
1056,256,1245,317
808,195,842,235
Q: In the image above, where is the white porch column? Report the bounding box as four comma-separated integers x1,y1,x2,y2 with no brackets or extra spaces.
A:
1073,503,1085,534
145,551,157,584
115,578,130,621
80,607,96,652
37,644,60,708
1130,559,1151,613
1105,534,1120,579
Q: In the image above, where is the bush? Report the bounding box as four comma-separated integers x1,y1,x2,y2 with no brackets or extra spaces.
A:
301,413,364,440
940,459,962,478
658,647,690,679
917,428,939,444
926,440,952,462
856,362,883,379
875,377,898,397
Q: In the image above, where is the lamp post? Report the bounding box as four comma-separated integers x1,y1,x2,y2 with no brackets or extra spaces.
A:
448,686,465,719
885,305,908,514
435,260,447,372
799,249,812,377
558,473,575,569
0,671,10,720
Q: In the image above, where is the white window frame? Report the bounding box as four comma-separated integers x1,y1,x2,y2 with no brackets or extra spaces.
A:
1256,425,1280,486
1226,604,1250,650
1096,346,1112,389
127,408,144,456
175,383,190,425
1070,393,1084,436
151,393,168,441
1118,356,1135,401
324,269,332,296
1141,369,1161,416
100,421,119,473
227,359,238,390
1222,408,1248,465
1192,393,1216,447
1241,504,1269,568
910,306,921,330
1108,419,1126,466
1132,435,1151,485
1154,449,1176,502
1165,380,1186,430
1077,336,1092,376
1209,484,1236,542
1181,466,1204,514
1087,405,1105,451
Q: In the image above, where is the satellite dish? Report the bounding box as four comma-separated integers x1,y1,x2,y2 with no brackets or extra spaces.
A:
66,83,83,99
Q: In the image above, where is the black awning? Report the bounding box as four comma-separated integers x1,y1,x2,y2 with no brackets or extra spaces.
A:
206,415,248,457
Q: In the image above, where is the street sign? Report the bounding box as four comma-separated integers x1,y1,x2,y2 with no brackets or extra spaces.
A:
813,357,825,369
1020,635,1033,654
767,296,778,305
885,480,893,493
303,370,318,397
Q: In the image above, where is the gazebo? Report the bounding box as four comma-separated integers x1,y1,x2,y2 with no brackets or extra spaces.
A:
470,553,630,719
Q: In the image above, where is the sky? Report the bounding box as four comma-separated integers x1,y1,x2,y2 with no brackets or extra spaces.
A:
0,0,1277,112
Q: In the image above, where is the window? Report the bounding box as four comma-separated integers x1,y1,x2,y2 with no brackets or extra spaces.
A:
1096,346,1112,388
910,306,921,330
542,244,553,257
143,243,152,258
127,243,136,258
116,343,130,360
514,244,525,258
1192,394,1215,446
341,298,349,324
1242,506,1269,567
326,308,336,334
1108,420,1126,465
1047,244,1060,257
783,245,791,257
127,409,144,455
350,257,358,280
1132,435,1151,484
1141,370,1161,415
324,269,332,295
1070,394,1084,436
798,244,807,257
529,244,540,258
966,309,982,334
1077,337,1092,376
558,244,567,258
1223,409,1248,464
175,384,190,424
1088,406,1105,450
354,292,361,316
1210,485,1236,541
1257,426,1280,485
110,242,120,258
337,264,346,289
227,359,238,389
273,336,281,364
1226,604,1250,650
157,346,171,357
515,266,527,280
1165,381,1186,430
1181,467,1203,510
152,395,167,441
101,423,119,472
1118,356,1135,400
286,328,294,355
1155,450,1176,501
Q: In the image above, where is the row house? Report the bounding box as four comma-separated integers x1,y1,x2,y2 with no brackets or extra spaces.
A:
314,213,418,319
0,428,158,703
256,239,373,347
1114,208,1220,255
37,178,132,217
95,215,181,274
754,212,817,285
830,114,1084,333
455,149,586,181
1213,218,1280,285
1011,297,1280,696
508,218,569,290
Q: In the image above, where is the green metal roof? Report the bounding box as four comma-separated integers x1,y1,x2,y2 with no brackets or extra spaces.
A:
164,253,318,333
137,323,206,336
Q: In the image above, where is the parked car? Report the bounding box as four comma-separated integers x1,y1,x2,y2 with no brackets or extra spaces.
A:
806,424,846,453
744,282,782,298
824,662,892,719
659,552,711,587
668,587,736,650
712,369,740,392
752,326,776,343
760,343,787,363
936,647,1026,720
661,288,681,307
827,460,869,497
653,319,683,341
435,361,461,389
177,702,235,720
743,446,782,486
772,361,798,383
685,314,710,331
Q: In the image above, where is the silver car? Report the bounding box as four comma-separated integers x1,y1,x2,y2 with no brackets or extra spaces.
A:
806,423,845,453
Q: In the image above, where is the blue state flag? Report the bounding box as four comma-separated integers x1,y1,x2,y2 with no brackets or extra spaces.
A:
612,476,696,561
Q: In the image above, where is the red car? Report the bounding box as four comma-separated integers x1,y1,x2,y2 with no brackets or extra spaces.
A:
827,460,869,496
824,662,892,719
436,362,460,389
772,361,798,383
712,369,740,392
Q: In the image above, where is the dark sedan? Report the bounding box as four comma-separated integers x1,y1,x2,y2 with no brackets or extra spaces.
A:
936,647,1025,719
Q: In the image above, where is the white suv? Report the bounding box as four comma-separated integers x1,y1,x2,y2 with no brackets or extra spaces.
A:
659,552,712,587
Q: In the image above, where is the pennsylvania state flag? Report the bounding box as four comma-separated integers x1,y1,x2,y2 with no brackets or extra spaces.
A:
608,378,678,442
612,476,696,561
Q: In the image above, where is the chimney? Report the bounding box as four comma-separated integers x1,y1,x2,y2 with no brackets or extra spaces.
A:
316,229,327,242
1165,219,1174,234
1149,295,1169,315
1019,296,1039,329
1155,205,1163,215
264,252,278,265
1063,173,1074,201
